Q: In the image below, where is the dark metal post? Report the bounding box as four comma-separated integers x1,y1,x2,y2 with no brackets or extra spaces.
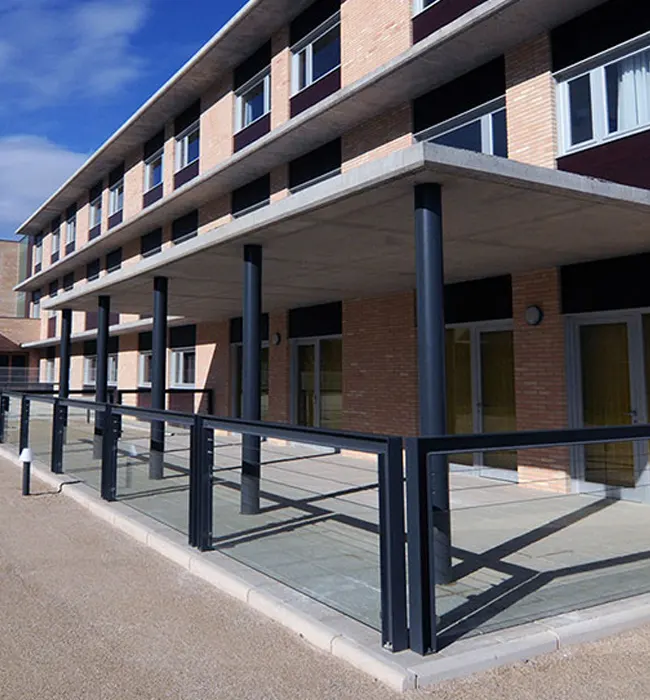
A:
19,396,29,453
414,183,451,585
60,308,72,446
377,437,408,652
189,414,214,550
150,276,168,479
0,391,6,443
241,245,262,515
101,403,118,501
94,295,110,458
51,399,66,474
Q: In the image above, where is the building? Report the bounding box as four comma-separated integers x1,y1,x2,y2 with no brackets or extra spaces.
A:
14,0,650,500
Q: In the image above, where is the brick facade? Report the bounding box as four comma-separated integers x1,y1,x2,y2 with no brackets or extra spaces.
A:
268,311,291,422
505,33,557,169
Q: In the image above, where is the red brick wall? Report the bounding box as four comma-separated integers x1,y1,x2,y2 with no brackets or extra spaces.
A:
342,291,418,435
268,311,291,423
512,268,570,489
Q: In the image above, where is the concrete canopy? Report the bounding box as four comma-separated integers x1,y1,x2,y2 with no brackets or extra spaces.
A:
44,144,650,321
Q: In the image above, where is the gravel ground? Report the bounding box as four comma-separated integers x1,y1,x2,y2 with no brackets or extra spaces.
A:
1,460,650,700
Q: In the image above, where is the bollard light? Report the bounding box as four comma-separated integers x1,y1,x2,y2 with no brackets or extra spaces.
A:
19,447,33,496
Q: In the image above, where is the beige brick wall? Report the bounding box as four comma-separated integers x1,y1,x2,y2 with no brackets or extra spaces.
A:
0,241,20,317
271,27,291,129
342,104,412,171
163,122,176,197
201,78,234,174
341,0,411,86
76,193,90,247
512,268,570,490
268,312,290,422
117,333,139,406
271,164,289,202
505,34,557,169
199,197,231,235
0,317,40,350
342,291,419,435
123,147,144,221
70,351,84,391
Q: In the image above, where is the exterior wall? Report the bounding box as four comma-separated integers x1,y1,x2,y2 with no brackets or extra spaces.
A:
163,122,175,197
195,321,230,415
271,28,291,130
117,333,139,408
70,352,84,390
268,312,290,422
512,268,570,492
342,291,418,436
201,78,234,173
124,148,144,221
199,197,231,235
505,33,557,169
341,0,412,86
76,193,90,248
270,164,289,202
342,104,412,172
0,241,21,316
0,318,40,351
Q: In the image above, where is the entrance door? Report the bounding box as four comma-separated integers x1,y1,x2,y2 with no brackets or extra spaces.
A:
446,323,517,480
572,316,648,498
294,338,342,428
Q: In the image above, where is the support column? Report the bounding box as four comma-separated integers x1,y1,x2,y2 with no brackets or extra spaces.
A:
414,183,451,585
59,308,72,445
94,296,110,458
150,276,168,479
241,245,262,515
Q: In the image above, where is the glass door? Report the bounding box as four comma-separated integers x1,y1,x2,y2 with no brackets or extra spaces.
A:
571,315,648,499
293,337,342,428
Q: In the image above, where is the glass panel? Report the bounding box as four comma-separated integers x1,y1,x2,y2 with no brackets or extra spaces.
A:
445,329,473,466
187,130,200,164
312,25,340,82
606,49,650,135
261,347,269,421
234,345,269,420
320,339,342,429
243,81,265,126
297,344,316,427
297,49,308,91
62,405,103,490
491,108,508,157
580,323,635,488
480,330,517,470
5,395,21,454
432,119,482,153
568,75,594,145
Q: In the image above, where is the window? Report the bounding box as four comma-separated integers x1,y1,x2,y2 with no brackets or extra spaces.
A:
236,71,271,131
141,228,162,257
559,42,650,154
170,347,196,387
171,211,198,244
31,291,41,319
289,138,341,192
139,351,152,387
84,356,97,386
108,354,118,386
232,175,271,217
175,123,200,171
144,150,164,191
417,97,508,157
89,194,102,229
65,214,76,248
109,179,124,215
86,258,100,282
105,248,122,273
44,356,56,384
292,13,341,93
63,272,74,291
414,0,439,13
34,235,43,270
51,226,60,258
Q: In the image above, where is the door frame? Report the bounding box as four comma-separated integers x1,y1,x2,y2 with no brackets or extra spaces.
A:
447,318,517,482
290,334,342,428
566,309,650,501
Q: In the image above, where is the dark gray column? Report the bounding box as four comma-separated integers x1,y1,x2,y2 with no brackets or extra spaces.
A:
59,309,72,399
150,276,168,479
240,244,262,515
94,295,110,458
414,183,451,585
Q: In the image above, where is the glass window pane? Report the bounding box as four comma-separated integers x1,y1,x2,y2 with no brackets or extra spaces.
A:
568,75,593,145
319,339,342,430
183,351,196,385
298,50,308,91
243,81,265,126
312,25,340,83
432,119,482,152
606,50,650,135
187,131,200,163
491,108,508,157
445,329,473,467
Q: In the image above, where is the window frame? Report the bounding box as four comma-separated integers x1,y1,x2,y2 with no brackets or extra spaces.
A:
169,346,196,388
51,227,60,257
32,294,40,320
44,356,56,384
108,179,124,216
144,149,164,192
138,350,152,387
175,121,200,172
108,353,119,386
65,214,76,247
84,355,97,386
34,237,43,268
413,0,441,16
415,96,507,156
557,33,650,156
291,12,341,95
89,194,103,229
235,69,271,133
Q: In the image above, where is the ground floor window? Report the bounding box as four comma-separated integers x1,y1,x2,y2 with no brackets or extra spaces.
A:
170,347,196,388
84,356,97,386
108,354,118,386
44,357,56,384
139,351,152,387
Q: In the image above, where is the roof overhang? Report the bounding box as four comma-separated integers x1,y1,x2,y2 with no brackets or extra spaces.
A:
16,0,608,239
44,143,650,320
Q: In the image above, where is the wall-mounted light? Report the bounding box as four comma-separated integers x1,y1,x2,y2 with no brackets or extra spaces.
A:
272,332,282,346
524,305,544,327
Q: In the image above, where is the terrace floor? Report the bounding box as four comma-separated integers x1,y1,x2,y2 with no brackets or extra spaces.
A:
7,407,650,648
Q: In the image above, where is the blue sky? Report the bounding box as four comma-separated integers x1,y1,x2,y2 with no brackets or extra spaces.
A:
0,0,247,239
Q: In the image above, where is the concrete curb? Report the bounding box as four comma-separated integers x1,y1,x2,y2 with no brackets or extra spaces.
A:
6,445,650,692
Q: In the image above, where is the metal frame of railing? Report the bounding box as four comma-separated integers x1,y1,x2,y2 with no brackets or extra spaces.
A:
0,390,408,654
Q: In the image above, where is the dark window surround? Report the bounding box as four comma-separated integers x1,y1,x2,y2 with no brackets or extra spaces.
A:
234,113,271,152
232,175,271,217
174,100,201,137
289,302,342,338
290,67,341,118
144,130,165,160
170,324,197,349
413,0,487,44
47,317,56,338
289,138,342,192
108,163,125,188
174,159,199,190
413,57,505,134
108,210,123,229
234,41,272,90
143,183,163,208
105,248,123,273
290,0,340,46
89,181,103,203
86,259,100,282
48,280,59,298
172,211,198,244
445,275,512,324
139,331,152,352
88,224,101,241
141,228,163,258
229,314,270,344
65,241,75,256
63,272,74,291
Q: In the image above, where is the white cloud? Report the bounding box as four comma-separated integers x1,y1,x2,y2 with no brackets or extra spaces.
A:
0,136,87,238
0,0,150,108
